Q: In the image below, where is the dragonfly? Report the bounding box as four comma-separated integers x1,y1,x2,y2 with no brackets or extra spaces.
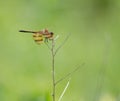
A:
19,29,54,44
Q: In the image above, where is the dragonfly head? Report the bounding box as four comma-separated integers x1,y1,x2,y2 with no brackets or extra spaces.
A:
50,32,54,35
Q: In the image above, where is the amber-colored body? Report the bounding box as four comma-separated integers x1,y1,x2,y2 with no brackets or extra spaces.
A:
19,29,54,44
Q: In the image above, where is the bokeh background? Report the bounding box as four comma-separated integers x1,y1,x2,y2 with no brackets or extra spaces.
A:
0,0,120,101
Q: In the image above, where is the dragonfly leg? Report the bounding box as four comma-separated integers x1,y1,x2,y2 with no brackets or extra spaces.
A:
44,38,48,43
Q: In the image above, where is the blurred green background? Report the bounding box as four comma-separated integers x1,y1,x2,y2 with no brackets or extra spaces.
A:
0,0,120,101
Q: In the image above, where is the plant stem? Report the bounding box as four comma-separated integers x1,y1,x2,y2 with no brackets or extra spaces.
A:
51,39,55,101
55,63,85,85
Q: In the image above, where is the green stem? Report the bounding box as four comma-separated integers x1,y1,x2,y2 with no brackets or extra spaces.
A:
51,39,55,101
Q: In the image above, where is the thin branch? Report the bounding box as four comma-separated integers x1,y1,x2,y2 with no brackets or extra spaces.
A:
58,79,70,101
54,33,71,56
51,39,56,101
55,63,85,85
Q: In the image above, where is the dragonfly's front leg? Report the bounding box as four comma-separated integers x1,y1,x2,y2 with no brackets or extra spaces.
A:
44,38,49,43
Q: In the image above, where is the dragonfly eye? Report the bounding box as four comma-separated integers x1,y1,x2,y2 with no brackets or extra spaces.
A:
50,32,54,35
